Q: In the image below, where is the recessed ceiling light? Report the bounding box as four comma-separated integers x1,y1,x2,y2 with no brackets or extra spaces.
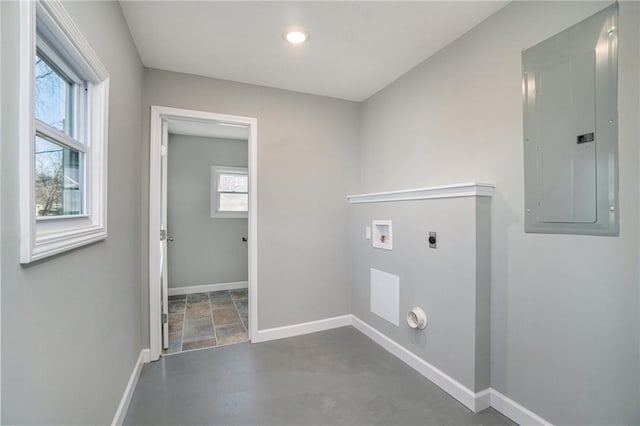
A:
285,30,308,45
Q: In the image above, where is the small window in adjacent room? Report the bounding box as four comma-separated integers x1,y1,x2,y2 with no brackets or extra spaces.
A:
19,0,109,263
211,166,248,218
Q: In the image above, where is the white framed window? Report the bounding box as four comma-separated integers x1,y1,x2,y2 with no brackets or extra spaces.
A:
210,166,248,219
19,0,109,263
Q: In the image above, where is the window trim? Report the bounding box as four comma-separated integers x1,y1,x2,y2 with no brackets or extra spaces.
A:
210,165,249,219
19,0,109,263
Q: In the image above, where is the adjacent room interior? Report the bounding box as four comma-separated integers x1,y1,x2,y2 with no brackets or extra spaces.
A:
164,122,250,354
1,1,639,425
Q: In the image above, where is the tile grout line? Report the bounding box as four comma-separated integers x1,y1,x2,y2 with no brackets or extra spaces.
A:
179,297,187,352
176,299,187,354
230,290,248,333
209,292,219,347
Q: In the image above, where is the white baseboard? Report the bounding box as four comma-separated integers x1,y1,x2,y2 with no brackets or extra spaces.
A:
168,281,248,296
350,316,551,424
111,349,149,426
252,314,495,415
475,388,492,412
490,389,552,426
112,318,549,426
252,314,352,343
351,316,487,412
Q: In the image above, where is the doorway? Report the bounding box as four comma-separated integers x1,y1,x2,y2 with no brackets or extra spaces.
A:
148,106,258,361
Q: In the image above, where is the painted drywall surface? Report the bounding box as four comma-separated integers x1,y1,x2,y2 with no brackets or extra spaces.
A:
168,134,248,287
637,9,640,417
358,1,639,424
350,197,488,392
0,2,3,420
474,196,491,392
142,69,359,337
0,1,144,424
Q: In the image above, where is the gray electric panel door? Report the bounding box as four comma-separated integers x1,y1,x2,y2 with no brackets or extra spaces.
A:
523,3,618,236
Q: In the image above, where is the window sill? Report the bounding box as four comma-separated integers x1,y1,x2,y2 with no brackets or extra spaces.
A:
25,222,106,263
211,212,248,219
36,214,90,222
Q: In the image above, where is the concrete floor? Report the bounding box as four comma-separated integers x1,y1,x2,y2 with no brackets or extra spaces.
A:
124,326,515,425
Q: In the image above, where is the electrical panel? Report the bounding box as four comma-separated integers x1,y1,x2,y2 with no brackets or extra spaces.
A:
522,4,618,236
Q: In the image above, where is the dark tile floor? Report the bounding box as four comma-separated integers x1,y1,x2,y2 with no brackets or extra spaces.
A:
164,288,248,354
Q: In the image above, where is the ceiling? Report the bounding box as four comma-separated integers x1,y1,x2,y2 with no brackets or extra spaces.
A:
168,119,249,140
120,1,509,102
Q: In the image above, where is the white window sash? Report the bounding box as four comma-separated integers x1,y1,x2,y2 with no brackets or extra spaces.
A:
36,34,83,84
35,120,86,153
219,190,249,195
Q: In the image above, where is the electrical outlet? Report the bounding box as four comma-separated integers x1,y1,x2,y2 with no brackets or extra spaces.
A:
428,232,437,249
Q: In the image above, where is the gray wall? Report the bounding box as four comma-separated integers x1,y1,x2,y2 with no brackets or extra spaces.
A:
1,1,144,424
2,2,636,424
168,134,248,287
357,1,639,424
142,69,359,337
351,197,491,392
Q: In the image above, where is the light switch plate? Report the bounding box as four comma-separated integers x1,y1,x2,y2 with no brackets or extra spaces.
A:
365,226,371,240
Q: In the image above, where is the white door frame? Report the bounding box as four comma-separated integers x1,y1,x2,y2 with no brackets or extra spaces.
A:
148,105,258,361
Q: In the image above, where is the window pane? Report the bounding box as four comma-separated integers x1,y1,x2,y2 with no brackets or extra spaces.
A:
218,173,248,193
35,135,83,216
35,53,73,135
219,193,248,212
